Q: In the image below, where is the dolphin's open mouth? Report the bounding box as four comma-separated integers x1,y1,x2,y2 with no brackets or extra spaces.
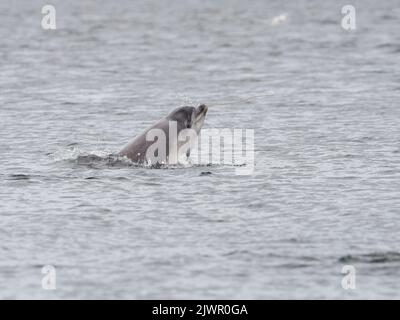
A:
195,104,208,121
192,104,208,133
197,104,208,114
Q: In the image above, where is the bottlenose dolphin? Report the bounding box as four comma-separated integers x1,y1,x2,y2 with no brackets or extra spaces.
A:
119,104,208,165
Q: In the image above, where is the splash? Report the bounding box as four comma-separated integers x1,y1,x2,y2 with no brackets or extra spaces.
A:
172,91,274,108
48,146,240,170
271,14,288,26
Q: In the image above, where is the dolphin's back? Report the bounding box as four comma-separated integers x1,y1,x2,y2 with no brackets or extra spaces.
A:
118,117,182,163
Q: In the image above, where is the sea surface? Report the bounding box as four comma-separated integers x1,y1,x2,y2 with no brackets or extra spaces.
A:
0,0,400,299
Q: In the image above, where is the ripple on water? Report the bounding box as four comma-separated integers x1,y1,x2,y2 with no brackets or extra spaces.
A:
6,174,31,180
339,252,400,264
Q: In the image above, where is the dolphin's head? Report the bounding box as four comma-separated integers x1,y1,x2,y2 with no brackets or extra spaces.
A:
167,104,208,133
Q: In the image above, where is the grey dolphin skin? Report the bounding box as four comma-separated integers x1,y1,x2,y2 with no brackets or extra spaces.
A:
118,104,208,164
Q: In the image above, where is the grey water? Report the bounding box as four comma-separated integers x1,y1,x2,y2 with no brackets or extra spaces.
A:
1,0,400,299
